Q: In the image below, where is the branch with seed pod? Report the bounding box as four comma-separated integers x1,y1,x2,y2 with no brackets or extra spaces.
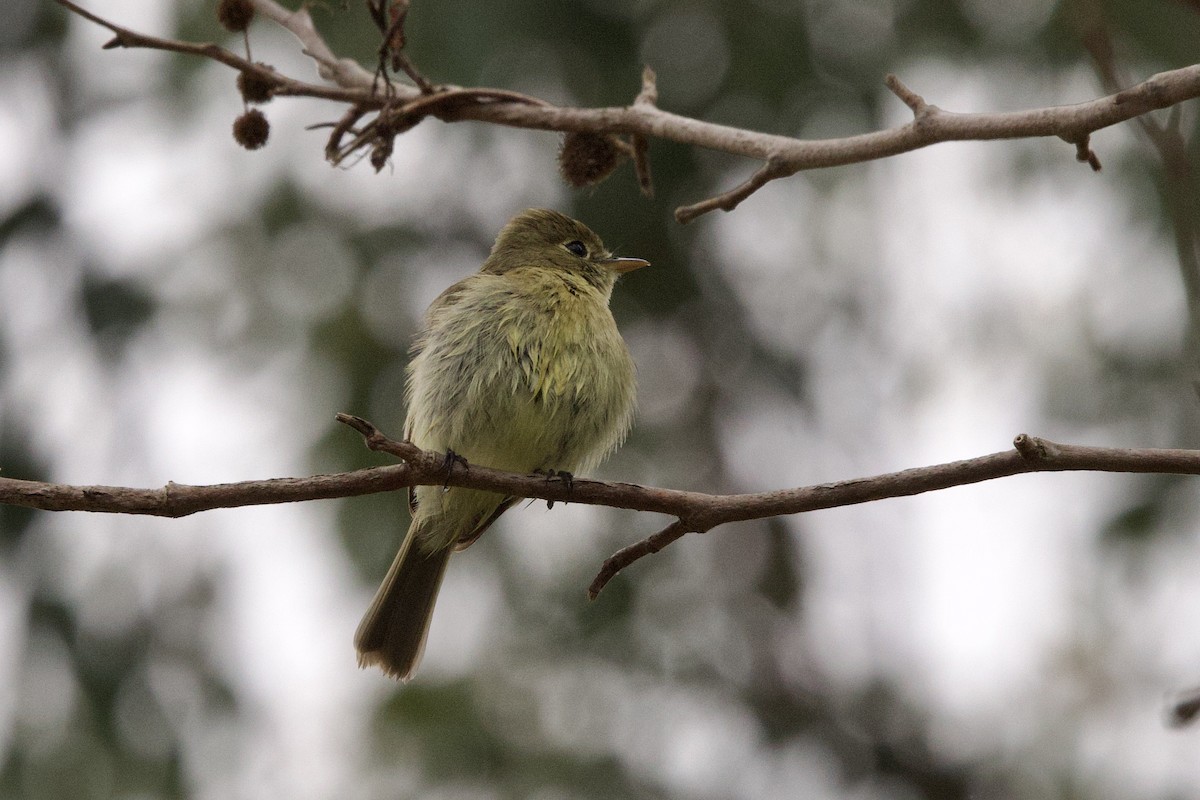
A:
216,0,272,148
54,0,1200,223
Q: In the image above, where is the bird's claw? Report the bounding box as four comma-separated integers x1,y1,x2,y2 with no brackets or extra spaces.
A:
441,449,469,490
534,468,574,509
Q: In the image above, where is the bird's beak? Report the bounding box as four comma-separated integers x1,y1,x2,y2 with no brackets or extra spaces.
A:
600,256,650,274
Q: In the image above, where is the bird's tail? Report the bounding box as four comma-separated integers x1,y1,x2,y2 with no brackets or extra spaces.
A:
354,516,452,682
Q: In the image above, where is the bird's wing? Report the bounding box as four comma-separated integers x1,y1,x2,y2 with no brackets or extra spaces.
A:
453,496,516,551
405,276,475,516
422,277,472,321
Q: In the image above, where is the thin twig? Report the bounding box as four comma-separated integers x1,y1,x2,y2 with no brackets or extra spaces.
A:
884,73,930,116
635,65,659,107
588,520,688,600
394,86,550,122
366,0,436,93
326,88,550,166
249,0,377,89
335,413,421,460
632,134,654,197
631,66,658,197
324,104,374,162
675,158,791,223
392,52,435,94
59,0,378,106
1069,134,1103,170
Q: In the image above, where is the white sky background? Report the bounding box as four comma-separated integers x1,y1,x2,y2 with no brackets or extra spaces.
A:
1,2,1200,798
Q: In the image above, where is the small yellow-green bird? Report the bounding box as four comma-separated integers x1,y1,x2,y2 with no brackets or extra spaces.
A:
355,208,647,680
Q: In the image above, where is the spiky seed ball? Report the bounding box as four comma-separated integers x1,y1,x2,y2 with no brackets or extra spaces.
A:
237,66,274,104
217,0,255,33
232,109,269,150
558,131,624,188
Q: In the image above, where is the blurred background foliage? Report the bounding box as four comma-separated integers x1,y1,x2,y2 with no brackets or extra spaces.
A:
2,0,1200,798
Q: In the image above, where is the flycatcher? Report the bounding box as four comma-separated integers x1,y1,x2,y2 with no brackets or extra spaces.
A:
355,208,647,680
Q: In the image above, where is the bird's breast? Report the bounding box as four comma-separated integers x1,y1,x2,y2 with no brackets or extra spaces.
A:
407,275,635,475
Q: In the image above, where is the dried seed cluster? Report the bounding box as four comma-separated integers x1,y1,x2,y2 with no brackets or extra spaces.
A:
217,0,255,33
558,132,625,188
233,109,270,150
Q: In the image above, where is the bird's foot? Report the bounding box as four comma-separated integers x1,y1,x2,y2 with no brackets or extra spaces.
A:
441,449,469,490
534,468,574,509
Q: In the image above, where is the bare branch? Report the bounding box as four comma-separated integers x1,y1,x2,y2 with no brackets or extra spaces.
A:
0,464,417,518
635,65,658,108
1069,134,1103,170
884,73,930,117
7,421,1200,595
56,1,1200,223
586,433,1200,594
57,0,379,106
675,158,790,223
336,412,419,460
249,0,377,89
447,66,1200,223
588,520,688,600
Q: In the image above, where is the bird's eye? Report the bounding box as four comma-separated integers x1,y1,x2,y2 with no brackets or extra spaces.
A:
564,240,587,257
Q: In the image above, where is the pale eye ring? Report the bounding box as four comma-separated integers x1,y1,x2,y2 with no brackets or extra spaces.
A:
564,240,587,257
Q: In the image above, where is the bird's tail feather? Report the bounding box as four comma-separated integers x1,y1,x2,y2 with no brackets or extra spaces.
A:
354,517,452,682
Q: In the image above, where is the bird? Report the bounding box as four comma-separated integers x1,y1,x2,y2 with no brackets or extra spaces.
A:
354,208,647,680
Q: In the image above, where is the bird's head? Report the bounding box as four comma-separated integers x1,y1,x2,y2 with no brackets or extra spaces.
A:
483,209,649,289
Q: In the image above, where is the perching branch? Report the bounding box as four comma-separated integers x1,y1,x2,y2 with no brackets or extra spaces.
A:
56,0,1200,223
5,417,1200,597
